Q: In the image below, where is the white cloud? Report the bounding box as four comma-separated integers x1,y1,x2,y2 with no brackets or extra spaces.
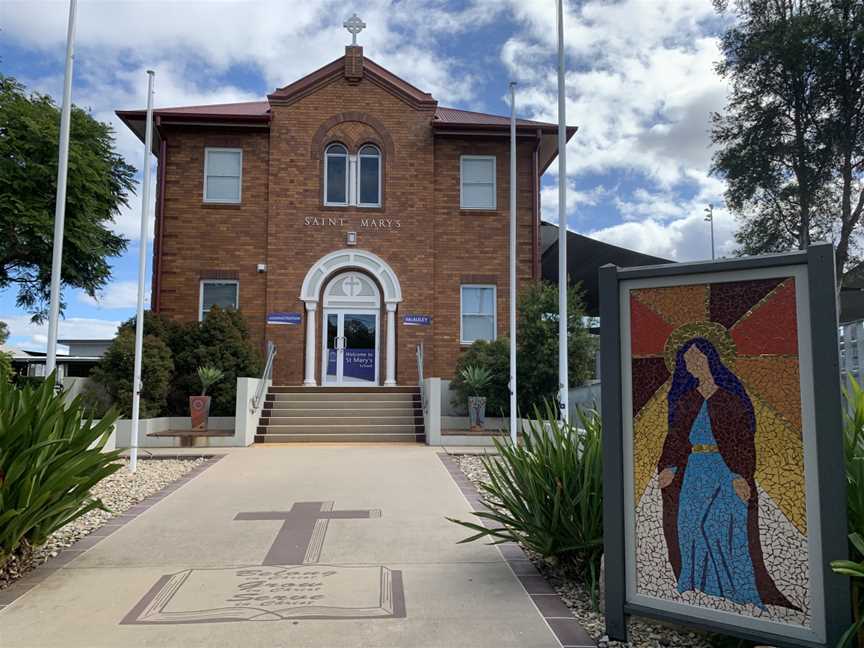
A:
0,314,120,350
78,281,149,310
587,203,736,262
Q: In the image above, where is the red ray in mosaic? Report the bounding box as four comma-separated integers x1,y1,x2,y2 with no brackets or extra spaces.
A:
632,357,670,417
731,279,798,356
709,277,786,329
630,295,674,356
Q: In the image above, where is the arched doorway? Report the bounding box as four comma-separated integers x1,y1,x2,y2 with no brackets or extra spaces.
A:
300,249,402,386
321,271,380,385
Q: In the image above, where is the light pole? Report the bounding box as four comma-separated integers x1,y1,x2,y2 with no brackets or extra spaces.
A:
556,0,569,423
704,203,715,261
45,0,78,380
509,81,517,446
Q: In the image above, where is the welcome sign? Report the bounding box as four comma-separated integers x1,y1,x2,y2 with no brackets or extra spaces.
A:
599,243,850,647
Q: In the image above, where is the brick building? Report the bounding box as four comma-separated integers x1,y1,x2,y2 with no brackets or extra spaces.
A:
118,44,574,388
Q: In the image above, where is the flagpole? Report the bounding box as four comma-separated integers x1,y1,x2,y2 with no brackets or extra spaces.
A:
509,81,518,446
45,0,78,380
556,0,569,423
130,70,155,474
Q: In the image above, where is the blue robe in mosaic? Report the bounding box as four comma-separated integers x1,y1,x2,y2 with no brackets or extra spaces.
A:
674,401,763,606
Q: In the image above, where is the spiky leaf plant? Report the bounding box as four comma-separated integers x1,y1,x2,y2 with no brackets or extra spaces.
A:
0,374,121,569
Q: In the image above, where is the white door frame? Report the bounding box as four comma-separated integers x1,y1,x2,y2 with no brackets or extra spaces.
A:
321,308,380,386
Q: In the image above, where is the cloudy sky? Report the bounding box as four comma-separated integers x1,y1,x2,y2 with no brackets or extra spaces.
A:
0,0,735,349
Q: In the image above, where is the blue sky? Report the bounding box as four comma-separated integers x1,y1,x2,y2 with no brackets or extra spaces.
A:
0,0,735,349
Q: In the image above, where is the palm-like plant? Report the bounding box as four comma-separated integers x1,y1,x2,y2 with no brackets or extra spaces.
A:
831,376,864,646
460,365,492,396
196,366,224,396
0,373,121,569
448,401,604,604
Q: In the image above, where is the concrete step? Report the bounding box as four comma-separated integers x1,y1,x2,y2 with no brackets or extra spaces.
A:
257,423,419,434
268,386,419,394
260,416,422,426
266,393,417,403
262,405,419,416
255,432,423,443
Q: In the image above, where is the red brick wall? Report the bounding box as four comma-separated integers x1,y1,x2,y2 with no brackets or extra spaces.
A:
156,126,269,351
153,75,540,386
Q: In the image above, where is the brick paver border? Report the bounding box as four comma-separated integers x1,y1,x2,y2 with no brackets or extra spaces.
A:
0,455,224,612
437,452,596,648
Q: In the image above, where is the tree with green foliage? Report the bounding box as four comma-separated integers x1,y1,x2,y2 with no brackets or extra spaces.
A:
90,328,174,418
90,308,262,418
167,307,262,416
0,76,135,318
0,320,11,383
712,0,864,283
452,281,596,416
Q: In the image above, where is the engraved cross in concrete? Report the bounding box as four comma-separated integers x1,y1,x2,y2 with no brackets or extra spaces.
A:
235,501,381,565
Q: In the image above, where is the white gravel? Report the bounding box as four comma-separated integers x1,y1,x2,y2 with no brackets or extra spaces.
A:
453,454,717,648
1,457,206,590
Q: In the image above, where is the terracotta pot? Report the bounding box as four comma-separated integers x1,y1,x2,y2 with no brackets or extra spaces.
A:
189,395,211,431
468,396,486,431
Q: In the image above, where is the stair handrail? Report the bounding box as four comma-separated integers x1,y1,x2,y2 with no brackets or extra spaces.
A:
251,340,277,412
416,342,427,415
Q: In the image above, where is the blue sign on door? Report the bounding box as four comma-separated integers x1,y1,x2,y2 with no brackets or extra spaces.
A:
402,314,431,326
267,312,302,325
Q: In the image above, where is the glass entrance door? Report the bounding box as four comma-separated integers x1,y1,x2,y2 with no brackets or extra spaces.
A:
323,311,378,385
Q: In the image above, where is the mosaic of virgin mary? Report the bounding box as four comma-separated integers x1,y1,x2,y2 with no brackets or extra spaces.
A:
629,277,810,624
659,337,796,609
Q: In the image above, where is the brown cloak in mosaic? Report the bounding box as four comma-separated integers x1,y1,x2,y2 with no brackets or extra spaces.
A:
658,387,798,610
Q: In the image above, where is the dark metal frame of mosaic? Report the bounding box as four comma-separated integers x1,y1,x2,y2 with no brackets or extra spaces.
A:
599,243,851,648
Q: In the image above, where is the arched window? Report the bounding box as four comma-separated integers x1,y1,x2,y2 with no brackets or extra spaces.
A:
324,143,349,205
358,144,381,207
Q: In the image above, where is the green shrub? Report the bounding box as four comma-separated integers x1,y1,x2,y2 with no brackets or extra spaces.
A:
91,308,262,417
448,402,604,598
451,339,511,416
0,350,11,383
90,328,174,417
0,374,121,569
831,376,864,646
168,307,262,416
451,282,597,416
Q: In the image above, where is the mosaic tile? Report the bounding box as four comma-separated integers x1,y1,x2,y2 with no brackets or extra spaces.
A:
634,284,708,328
629,277,809,627
709,278,785,329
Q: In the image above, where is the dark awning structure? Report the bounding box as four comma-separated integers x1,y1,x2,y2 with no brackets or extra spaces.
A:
539,223,671,317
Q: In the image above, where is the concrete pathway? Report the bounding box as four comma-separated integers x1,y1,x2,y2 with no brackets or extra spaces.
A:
0,446,593,648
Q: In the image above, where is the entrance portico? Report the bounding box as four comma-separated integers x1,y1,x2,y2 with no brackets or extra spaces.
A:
300,249,402,386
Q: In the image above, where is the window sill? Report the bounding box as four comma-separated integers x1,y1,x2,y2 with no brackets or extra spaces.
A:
459,209,499,215
320,204,385,212
201,202,242,209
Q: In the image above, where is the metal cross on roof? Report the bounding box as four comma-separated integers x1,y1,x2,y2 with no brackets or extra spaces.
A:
343,13,366,45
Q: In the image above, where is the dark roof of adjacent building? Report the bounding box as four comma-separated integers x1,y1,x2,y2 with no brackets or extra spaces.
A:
540,222,672,317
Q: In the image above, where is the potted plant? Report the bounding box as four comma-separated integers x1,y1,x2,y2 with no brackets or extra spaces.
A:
460,365,492,431
190,366,224,431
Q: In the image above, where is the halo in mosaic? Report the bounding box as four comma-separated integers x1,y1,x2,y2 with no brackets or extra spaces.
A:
630,277,809,627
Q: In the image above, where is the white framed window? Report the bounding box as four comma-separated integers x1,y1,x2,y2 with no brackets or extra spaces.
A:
203,148,242,203
358,145,381,207
324,143,382,207
460,284,496,344
199,280,239,321
324,143,349,205
460,155,496,210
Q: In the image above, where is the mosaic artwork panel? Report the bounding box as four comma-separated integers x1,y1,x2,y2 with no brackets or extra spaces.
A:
630,277,810,628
